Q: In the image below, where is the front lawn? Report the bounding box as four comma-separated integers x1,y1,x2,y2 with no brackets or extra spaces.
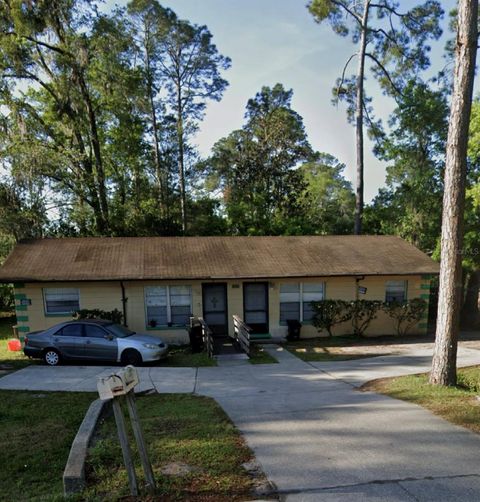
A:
249,344,278,364
162,345,217,367
362,366,480,434
0,390,94,500
85,394,265,501
0,313,33,372
0,390,268,501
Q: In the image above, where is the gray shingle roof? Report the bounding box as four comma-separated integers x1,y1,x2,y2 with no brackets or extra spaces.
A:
0,235,439,282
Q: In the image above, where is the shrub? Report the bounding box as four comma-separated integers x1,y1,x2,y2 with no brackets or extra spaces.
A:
0,284,14,311
311,300,351,336
73,308,123,324
347,300,383,337
383,298,427,336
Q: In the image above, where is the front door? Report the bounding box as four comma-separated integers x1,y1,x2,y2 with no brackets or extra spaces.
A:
243,282,269,334
202,283,228,336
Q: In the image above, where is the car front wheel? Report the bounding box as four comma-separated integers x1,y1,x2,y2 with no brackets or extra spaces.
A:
121,349,142,366
44,349,61,366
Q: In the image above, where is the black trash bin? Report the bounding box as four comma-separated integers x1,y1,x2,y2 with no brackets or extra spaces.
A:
286,319,302,341
189,322,204,353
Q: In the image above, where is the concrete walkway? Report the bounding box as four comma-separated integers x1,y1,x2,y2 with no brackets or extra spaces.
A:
3,344,480,500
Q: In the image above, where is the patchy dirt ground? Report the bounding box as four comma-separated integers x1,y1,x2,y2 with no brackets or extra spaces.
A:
285,331,480,360
346,332,480,355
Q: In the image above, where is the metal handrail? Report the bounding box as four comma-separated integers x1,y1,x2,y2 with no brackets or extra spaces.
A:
190,317,214,358
232,315,251,356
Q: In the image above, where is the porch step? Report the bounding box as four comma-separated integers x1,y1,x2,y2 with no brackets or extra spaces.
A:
249,333,272,341
215,353,249,361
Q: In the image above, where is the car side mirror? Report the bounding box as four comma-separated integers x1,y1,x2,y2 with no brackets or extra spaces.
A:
104,334,114,341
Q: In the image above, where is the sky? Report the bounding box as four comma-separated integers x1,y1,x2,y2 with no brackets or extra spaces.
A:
105,0,460,202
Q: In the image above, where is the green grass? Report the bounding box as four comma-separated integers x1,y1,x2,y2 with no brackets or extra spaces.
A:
0,390,95,501
362,366,480,434
0,313,34,372
161,345,217,367
248,345,278,364
84,394,259,501
283,337,374,362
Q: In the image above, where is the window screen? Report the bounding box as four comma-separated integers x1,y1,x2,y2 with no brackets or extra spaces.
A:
145,286,192,327
302,283,325,322
44,288,80,315
385,281,407,302
279,282,325,323
169,286,192,326
280,283,300,322
145,286,168,326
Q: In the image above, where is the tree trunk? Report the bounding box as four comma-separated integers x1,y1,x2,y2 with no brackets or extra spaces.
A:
145,48,165,215
150,91,165,213
177,85,187,234
77,71,110,234
430,0,478,386
462,270,480,328
353,1,370,235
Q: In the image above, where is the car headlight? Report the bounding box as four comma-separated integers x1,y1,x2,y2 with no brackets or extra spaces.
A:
143,343,158,349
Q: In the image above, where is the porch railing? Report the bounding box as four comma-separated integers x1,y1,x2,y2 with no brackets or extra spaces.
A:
232,315,252,356
190,317,214,358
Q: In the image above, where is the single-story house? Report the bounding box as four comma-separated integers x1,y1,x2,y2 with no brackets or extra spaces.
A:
0,236,439,343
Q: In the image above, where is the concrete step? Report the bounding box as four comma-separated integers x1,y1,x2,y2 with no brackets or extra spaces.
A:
215,353,249,361
250,333,272,341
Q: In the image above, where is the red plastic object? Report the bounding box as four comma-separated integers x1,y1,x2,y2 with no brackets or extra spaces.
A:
7,339,22,352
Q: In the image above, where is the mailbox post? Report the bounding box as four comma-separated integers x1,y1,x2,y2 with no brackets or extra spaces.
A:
97,366,156,496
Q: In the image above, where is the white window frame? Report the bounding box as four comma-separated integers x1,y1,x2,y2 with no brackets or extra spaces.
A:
144,285,192,327
43,288,80,315
385,280,408,303
280,282,325,323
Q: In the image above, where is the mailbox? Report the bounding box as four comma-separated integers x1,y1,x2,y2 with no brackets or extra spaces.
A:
97,365,139,401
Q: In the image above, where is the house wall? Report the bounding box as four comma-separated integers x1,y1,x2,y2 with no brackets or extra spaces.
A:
268,274,431,338
13,274,432,343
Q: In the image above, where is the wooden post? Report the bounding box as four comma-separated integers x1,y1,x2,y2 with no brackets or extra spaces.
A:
112,398,138,496
125,390,156,493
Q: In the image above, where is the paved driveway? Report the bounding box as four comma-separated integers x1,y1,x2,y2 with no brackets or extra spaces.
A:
2,344,480,500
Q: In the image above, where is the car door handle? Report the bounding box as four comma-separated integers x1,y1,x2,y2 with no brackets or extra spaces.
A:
85,340,91,344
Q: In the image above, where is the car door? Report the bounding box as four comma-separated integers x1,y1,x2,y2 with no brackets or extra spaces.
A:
52,324,85,359
82,324,118,362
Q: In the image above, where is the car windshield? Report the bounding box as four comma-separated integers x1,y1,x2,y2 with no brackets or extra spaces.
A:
106,324,136,338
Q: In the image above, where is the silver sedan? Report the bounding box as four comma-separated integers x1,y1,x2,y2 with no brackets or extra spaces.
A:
23,319,168,366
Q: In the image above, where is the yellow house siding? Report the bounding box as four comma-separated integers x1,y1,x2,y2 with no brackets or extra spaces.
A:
15,282,123,333
17,274,431,341
226,282,243,335
125,280,202,343
270,275,427,338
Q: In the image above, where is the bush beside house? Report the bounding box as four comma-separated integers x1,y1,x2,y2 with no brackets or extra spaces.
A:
312,299,427,337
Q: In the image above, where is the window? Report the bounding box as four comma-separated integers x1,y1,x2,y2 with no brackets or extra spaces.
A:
44,288,80,315
385,281,407,303
58,324,83,337
280,283,325,323
280,284,300,323
302,283,325,322
84,325,108,338
145,287,168,326
145,286,192,327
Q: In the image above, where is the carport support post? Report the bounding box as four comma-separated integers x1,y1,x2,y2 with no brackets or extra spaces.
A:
125,390,156,493
112,398,139,496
